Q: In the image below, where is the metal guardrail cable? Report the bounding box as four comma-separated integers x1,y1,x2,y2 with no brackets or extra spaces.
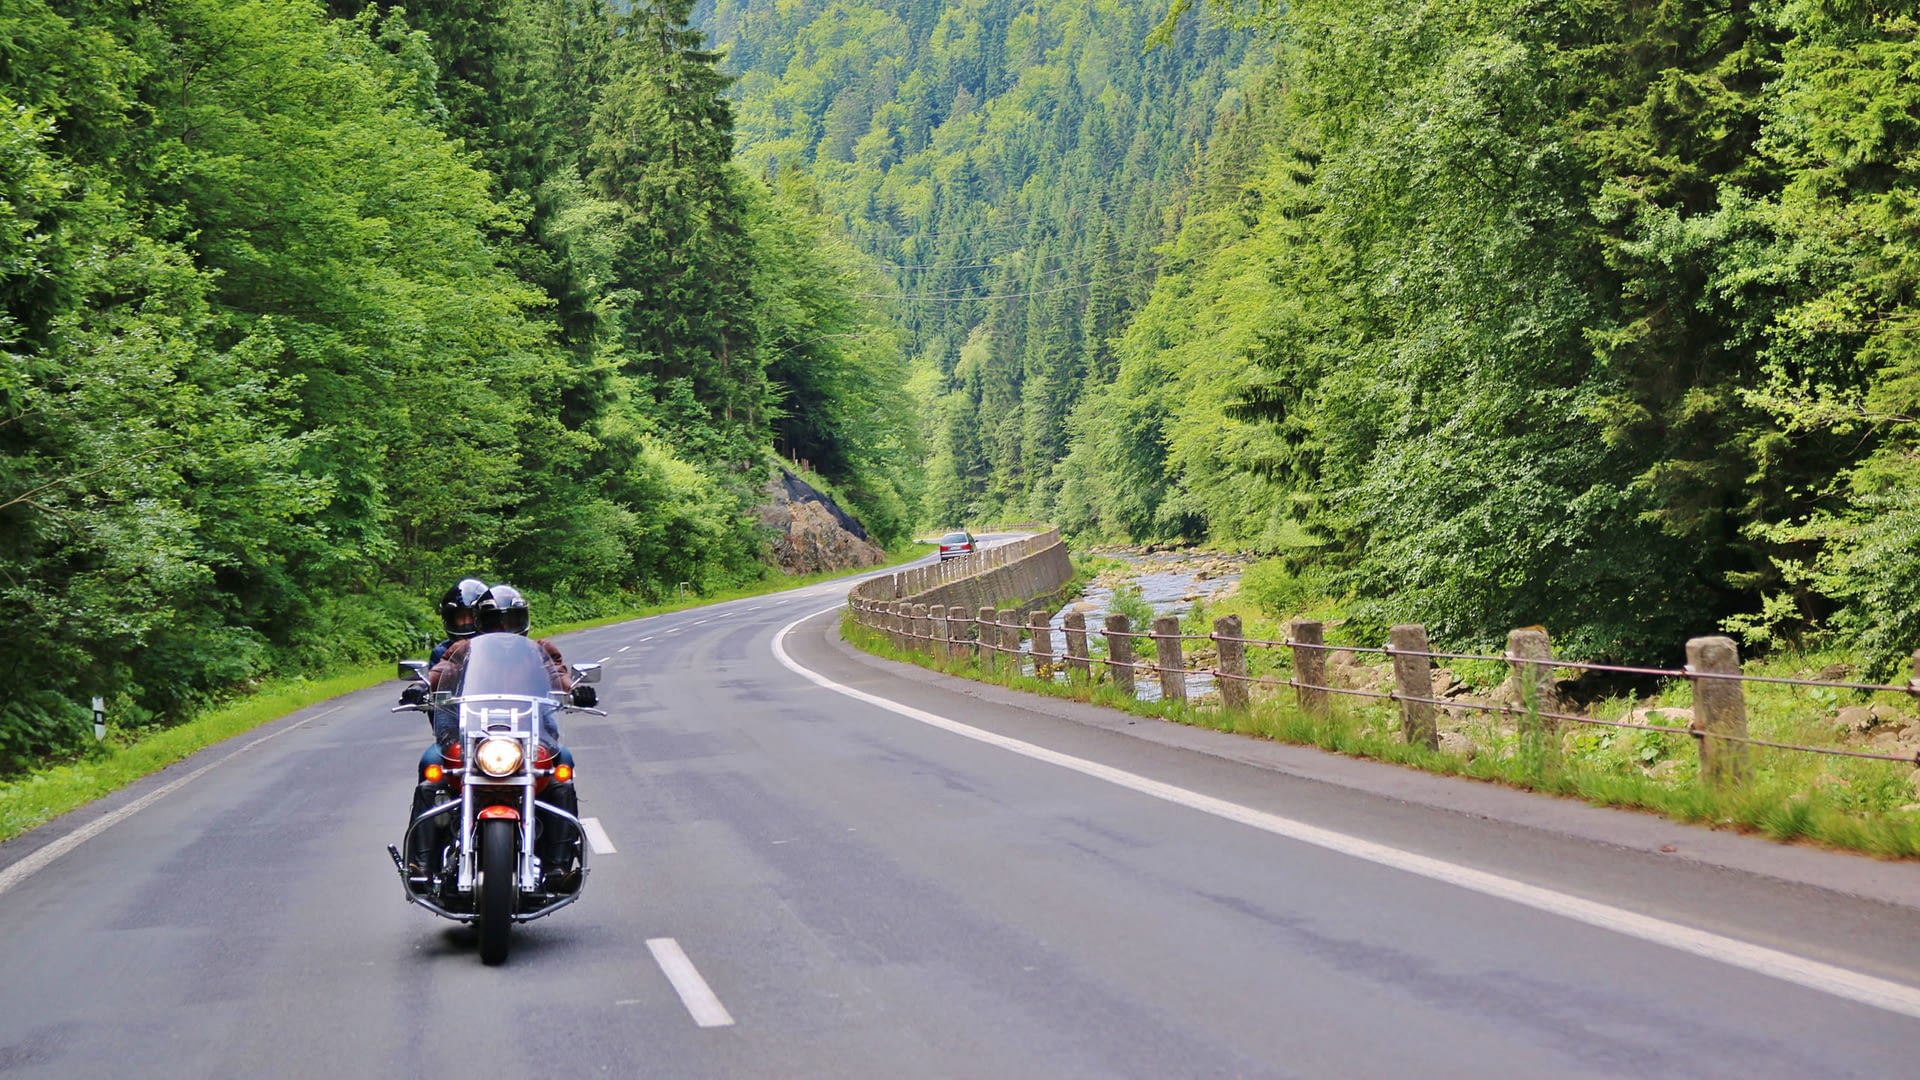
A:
1254,636,1920,707
1372,643,1688,679
1682,668,1917,694
1381,691,1692,735
1299,683,1398,703
859,559,1919,768
1282,640,1395,657
1212,632,1296,649
1267,681,1920,765
1700,729,1920,765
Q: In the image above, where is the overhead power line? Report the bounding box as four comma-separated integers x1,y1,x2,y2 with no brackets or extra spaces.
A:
852,263,1164,304
851,191,1121,246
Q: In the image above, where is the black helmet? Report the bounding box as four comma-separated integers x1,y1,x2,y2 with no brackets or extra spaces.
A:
476,584,531,635
439,578,488,639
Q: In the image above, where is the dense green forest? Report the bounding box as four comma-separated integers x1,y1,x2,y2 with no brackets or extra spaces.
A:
9,0,1920,768
698,0,1258,525
0,0,917,770
706,0,1920,668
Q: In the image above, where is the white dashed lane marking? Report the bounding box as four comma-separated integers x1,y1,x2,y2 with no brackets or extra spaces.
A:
582,817,616,855
648,938,734,1028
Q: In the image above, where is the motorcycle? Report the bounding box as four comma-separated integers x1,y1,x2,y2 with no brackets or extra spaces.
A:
386,632,603,964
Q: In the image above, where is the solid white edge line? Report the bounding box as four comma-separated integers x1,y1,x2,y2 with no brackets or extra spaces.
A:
0,705,346,898
648,937,735,1027
582,816,617,855
771,605,1920,1021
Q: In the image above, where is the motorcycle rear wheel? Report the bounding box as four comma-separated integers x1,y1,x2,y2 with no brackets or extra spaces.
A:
477,818,517,965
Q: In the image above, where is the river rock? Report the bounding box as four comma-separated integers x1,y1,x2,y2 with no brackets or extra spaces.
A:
1630,706,1694,728
1836,704,1898,734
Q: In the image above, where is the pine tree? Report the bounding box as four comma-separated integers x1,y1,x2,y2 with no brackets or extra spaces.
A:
590,0,765,460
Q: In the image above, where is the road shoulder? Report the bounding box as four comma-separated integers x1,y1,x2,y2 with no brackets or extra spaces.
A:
794,606,1920,914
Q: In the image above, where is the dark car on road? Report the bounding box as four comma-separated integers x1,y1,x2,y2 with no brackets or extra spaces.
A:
937,531,977,561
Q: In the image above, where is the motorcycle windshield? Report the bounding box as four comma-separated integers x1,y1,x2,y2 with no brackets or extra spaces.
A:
451,634,556,700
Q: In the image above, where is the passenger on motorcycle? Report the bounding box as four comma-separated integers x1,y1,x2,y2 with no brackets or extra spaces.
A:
401,584,591,888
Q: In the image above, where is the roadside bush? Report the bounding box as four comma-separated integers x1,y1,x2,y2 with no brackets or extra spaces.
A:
280,586,425,673
1109,583,1155,629
1240,558,1332,619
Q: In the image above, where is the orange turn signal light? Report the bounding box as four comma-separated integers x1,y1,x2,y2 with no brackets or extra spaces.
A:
423,764,444,783
553,764,573,783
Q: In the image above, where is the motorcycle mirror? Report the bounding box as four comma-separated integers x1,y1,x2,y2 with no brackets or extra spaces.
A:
398,660,428,681
571,662,602,684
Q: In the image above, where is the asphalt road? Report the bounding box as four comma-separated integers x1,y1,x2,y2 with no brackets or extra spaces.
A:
3,546,1919,1077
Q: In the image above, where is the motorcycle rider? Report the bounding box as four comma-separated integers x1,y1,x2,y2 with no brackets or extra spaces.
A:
399,578,488,876
429,577,488,666
409,578,487,786
403,584,592,888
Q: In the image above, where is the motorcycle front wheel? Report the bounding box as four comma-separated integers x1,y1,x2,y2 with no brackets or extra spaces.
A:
476,817,517,965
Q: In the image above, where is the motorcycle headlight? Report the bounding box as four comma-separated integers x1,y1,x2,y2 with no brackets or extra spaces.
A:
474,736,525,778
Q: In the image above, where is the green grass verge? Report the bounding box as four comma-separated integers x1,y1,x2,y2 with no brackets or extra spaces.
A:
841,610,1920,860
0,542,933,847
0,666,389,844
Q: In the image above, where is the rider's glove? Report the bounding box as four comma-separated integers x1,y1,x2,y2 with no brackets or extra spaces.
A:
570,684,597,708
400,684,427,706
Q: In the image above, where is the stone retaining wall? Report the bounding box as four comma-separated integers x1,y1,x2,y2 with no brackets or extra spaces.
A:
850,529,1073,616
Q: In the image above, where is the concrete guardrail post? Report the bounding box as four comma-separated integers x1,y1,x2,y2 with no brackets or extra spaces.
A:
997,608,1020,676
1153,615,1186,704
911,603,929,653
930,604,949,660
1215,615,1249,713
1506,627,1557,736
1686,636,1749,787
1105,613,1134,695
1029,609,1054,678
1388,624,1439,749
1063,612,1091,682
1289,620,1328,718
979,606,998,673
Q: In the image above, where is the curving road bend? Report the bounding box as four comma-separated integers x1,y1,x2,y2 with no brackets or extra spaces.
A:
3,540,1919,1077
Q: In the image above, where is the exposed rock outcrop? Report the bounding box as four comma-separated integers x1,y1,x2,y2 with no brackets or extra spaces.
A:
758,466,886,575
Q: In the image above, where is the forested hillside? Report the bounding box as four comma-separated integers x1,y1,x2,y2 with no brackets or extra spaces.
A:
0,0,915,769
712,0,1920,669
1078,0,1920,665
696,0,1262,524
